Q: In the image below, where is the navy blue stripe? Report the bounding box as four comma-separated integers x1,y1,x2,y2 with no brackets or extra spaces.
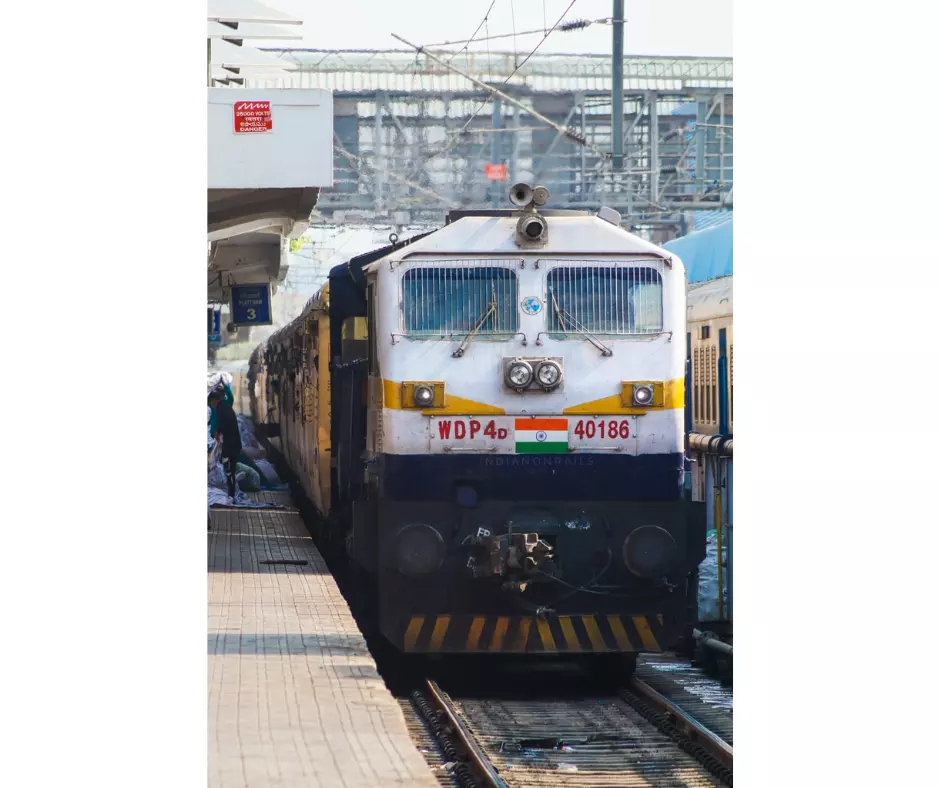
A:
378,452,684,502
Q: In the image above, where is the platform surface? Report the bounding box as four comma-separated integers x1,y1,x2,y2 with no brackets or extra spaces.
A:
208,503,437,788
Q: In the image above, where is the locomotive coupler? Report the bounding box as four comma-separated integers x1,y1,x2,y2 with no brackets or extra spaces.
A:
467,531,554,580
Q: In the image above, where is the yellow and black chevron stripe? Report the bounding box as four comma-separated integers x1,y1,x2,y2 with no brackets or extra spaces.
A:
400,613,667,654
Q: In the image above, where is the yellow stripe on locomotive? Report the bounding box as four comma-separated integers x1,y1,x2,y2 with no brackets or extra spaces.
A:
401,614,665,654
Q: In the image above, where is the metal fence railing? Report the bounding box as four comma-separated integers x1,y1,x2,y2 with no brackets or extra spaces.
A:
689,434,733,625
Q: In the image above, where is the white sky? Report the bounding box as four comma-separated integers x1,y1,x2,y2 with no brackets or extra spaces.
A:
259,0,732,57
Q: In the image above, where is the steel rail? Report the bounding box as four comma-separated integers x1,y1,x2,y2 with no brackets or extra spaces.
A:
627,675,733,773
424,679,508,788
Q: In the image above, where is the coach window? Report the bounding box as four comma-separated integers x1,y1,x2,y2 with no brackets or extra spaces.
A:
341,316,369,362
547,264,663,335
402,266,518,337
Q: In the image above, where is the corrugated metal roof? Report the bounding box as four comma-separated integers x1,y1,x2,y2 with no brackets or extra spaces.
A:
687,275,732,322
664,218,732,283
247,49,733,94
691,211,733,232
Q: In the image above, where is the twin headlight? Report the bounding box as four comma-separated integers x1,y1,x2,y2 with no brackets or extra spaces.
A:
504,358,563,392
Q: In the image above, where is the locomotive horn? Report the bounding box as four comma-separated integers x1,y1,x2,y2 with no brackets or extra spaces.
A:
509,182,534,207
532,185,550,206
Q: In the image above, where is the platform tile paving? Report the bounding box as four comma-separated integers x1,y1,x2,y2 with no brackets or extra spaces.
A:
209,506,438,788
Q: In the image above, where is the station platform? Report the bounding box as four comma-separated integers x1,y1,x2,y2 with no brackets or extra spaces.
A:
208,494,437,788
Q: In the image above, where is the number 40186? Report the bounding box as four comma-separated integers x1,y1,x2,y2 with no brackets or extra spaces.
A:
573,419,630,440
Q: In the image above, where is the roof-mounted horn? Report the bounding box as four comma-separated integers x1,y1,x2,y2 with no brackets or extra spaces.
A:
510,182,550,249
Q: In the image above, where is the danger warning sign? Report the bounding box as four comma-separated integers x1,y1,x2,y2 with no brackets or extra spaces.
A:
233,101,272,134
485,163,508,181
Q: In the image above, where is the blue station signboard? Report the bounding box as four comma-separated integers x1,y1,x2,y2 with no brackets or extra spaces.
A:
230,283,273,326
207,307,222,343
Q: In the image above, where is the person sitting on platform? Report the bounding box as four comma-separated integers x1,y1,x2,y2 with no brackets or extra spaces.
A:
208,384,242,500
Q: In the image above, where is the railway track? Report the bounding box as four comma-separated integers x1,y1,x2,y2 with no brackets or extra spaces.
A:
398,697,462,787
410,664,732,788
635,655,733,748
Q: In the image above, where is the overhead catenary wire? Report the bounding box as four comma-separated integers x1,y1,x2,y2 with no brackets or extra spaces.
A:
485,8,493,84
392,32,602,157
276,46,729,222
332,134,460,209
395,0,586,165
446,0,497,63
424,18,603,49
509,0,518,67
497,0,580,93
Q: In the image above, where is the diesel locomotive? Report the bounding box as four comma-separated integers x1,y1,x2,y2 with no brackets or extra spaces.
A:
247,184,705,670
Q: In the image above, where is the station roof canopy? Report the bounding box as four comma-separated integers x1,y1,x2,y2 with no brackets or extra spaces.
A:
208,2,325,305
207,189,321,302
211,37,294,70
208,21,303,40
208,189,320,239
208,0,302,25
207,227,288,303
211,66,291,82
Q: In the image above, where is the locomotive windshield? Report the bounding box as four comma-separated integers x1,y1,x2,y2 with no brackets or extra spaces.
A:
547,263,664,335
402,265,518,337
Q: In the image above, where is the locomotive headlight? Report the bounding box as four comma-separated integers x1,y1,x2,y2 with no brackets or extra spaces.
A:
632,384,654,406
395,524,446,577
413,385,434,407
620,381,664,409
506,361,534,389
536,361,562,390
623,525,678,579
517,214,547,240
401,381,445,409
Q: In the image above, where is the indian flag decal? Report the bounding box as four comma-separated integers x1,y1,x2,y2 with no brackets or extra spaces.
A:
515,418,569,454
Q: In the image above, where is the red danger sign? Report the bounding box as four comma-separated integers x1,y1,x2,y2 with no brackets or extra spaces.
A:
234,101,272,134
485,163,508,181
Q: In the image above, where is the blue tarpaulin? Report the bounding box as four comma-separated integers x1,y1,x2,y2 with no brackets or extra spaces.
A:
664,217,733,284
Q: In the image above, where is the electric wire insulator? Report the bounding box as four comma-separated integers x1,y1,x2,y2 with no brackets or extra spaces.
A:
563,128,588,146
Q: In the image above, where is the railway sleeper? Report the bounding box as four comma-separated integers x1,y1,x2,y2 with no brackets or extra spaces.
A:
621,688,733,787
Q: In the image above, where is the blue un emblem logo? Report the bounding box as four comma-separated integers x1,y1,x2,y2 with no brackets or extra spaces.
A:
522,297,542,315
